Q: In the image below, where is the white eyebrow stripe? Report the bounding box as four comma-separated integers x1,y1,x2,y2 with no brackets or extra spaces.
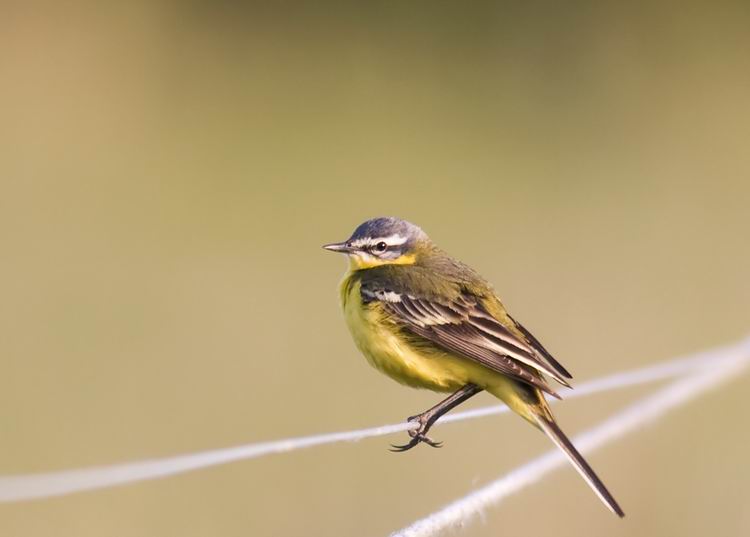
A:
379,235,409,246
350,235,408,248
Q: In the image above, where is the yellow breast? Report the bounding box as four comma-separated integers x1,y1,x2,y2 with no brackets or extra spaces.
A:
339,272,496,392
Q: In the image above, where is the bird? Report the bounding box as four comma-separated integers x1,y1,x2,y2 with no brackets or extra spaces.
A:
323,216,624,517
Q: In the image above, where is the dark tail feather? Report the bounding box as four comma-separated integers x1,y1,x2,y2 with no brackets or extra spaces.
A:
536,416,625,517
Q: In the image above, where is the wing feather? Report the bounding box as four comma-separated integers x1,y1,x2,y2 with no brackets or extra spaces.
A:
360,281,571,394
409,322,559,396
509,314,573,379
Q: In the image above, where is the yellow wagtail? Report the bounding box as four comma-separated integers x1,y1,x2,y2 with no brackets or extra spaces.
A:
324,217,624,517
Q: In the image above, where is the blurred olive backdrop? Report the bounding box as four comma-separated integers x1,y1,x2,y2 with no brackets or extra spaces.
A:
2,2,749,536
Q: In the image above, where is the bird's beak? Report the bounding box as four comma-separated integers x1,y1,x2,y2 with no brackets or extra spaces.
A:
322,241,354,253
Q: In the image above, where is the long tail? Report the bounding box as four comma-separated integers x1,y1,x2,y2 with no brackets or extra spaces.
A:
536,415,625,517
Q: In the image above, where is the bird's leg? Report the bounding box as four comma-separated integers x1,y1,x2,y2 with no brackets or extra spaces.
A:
390,383,483,452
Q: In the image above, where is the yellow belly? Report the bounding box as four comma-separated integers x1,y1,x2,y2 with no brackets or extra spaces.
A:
341,276,506,393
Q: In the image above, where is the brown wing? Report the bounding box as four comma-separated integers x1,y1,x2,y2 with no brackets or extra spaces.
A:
508,313,573,379
361,285,571,397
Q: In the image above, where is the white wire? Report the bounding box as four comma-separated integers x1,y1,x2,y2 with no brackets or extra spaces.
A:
390,340,750,537
0,336,747,504
438,338,743,425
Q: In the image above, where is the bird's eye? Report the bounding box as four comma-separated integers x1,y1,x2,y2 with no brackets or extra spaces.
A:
374,241,387,253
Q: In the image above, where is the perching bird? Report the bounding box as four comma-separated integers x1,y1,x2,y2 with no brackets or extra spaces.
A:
323,217,624,517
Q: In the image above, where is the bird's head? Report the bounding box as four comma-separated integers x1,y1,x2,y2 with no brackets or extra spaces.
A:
323,217,430,270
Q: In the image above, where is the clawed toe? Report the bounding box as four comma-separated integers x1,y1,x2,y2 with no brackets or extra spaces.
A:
389,441,416,452
389,415,443,452
387,385,481,454
389,433,442,452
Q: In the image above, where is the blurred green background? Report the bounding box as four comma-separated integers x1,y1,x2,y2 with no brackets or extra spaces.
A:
2,2,749,536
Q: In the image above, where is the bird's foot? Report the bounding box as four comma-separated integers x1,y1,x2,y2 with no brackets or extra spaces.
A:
389,413,442,452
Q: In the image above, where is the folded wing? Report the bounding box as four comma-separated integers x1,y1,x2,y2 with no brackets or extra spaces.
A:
361,285,572,397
